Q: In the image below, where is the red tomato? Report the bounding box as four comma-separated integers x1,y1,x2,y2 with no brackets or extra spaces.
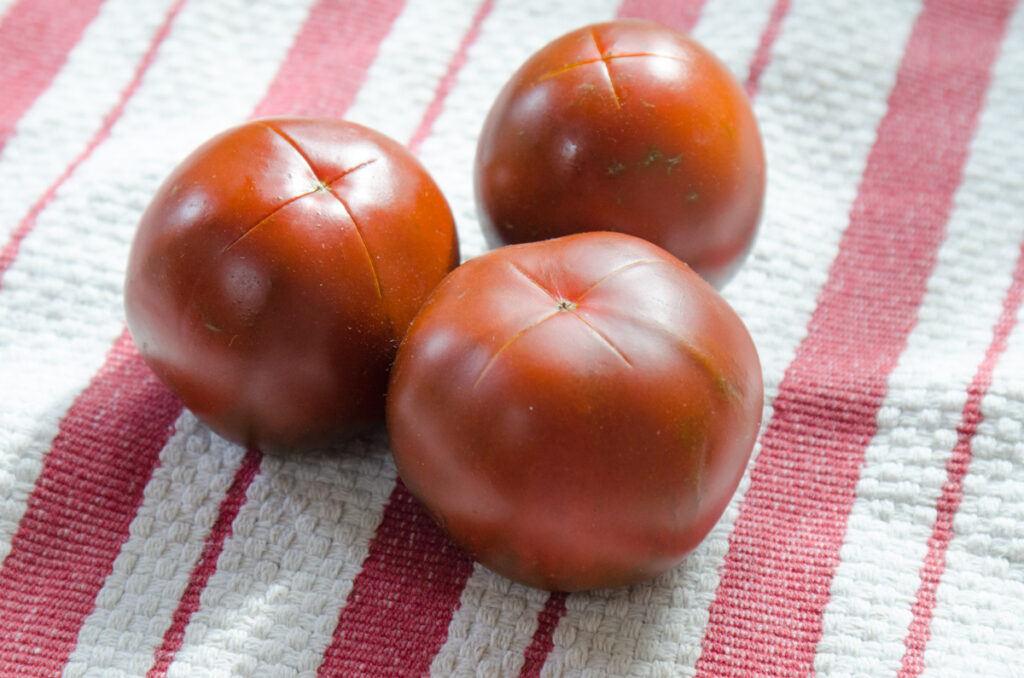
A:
387,232,763,591
474,20,765,288
125,117,459,450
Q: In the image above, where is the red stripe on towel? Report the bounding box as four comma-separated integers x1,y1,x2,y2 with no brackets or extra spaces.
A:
0,329,182,676
252,0,406,119
696,1,1017,675
898,240,1024,677
744,0,790,98
617,0,706,33
0,0,187,290
518,593,568,678
147,447,263,678
0,0,106,154
407,0,495,153
317,481,475,677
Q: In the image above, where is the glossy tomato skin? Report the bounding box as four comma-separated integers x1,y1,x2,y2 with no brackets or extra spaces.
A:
474,20,765,288
387,232,762,591
125,117,459,450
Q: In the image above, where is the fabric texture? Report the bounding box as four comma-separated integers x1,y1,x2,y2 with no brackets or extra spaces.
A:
1,0,1023,675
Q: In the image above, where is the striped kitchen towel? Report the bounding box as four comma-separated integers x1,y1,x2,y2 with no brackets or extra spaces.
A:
1,0,1022,675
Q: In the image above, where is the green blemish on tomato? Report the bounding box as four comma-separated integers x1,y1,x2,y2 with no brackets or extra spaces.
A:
642,147,664,167
686,191,700,202
678,413,709,506
720,115,737,139
606,160,626,177
681,340,741,401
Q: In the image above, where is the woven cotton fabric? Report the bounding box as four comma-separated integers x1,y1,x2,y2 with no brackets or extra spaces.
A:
1,0,1023,676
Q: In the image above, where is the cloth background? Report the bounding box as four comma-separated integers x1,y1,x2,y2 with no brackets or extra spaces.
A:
1,0,1022,675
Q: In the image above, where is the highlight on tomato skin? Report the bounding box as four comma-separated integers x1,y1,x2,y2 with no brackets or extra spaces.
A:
474,19,766,288
386,232,764,592
124,117,459,451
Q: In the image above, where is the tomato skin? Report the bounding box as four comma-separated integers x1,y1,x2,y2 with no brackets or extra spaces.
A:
387,232,762,591
125,117,458,450
474,19,765,288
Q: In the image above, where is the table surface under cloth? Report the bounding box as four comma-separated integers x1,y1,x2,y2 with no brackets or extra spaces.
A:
1,0,1023,676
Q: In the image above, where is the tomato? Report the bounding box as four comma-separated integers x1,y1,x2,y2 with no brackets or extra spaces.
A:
474,19,765,288
125,117,459,450
386,232,762,591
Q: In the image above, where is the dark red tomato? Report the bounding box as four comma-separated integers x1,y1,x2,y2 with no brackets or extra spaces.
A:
474,19,765,288
387,232,763,591
125,117,459,450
